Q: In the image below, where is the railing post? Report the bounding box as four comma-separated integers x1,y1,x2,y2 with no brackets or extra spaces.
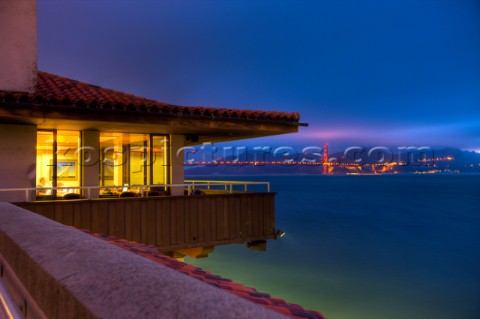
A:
25,189,30,202
208,181,211,190
87,188,91,199
230,184,233,194
244,184,247,192
267,182,270,192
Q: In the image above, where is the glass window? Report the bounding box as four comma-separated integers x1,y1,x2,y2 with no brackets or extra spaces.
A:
36,131,168,198
99,133,169,196
36,130,81,198
129,137,149,185
151,135,169,186
36,131,54,197
56,131,81,196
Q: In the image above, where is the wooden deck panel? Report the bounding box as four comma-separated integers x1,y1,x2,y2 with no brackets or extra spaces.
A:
81,201,92,230
197,198,205,243
15,193,276,251
203,197,212,243
64,203,74,226
98,201,109,235
147,200,156,246
159,199,170,247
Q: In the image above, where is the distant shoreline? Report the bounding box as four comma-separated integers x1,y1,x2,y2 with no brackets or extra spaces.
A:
186,172,480,177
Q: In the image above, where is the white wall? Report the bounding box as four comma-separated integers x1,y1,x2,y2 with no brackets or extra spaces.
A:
0,124,37,202
0,0,37,92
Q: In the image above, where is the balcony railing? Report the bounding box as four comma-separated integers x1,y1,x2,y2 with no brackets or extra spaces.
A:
185,180,270,193
14,188,277,251
0,180,270,202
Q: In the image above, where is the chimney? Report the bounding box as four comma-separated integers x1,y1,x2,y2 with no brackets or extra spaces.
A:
0,0,37,93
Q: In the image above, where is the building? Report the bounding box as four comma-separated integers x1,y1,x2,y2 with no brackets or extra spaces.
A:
0,2,319,318
0,70,302,202
0,0,304,253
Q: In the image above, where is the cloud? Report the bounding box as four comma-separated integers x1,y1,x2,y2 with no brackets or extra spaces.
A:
292,120,480,147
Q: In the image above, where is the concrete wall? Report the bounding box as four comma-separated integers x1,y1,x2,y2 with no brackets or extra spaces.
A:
0,124,37,202
170,134,185,196
0,203,286,319
0,0,37,92
81,131,100,198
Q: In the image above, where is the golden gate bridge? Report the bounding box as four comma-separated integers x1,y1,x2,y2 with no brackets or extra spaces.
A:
184,144,453,174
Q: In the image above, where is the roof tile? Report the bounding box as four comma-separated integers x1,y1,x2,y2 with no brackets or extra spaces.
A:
79,229,326,319
0,71,300,124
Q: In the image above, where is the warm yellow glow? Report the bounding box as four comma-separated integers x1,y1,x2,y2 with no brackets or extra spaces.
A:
36,131,81,197
99,133,168,190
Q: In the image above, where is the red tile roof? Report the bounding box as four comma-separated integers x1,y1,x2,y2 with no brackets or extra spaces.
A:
0,71,300,124
80,229,326,319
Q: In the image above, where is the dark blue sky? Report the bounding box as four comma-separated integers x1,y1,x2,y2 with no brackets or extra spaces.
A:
38,0,480,151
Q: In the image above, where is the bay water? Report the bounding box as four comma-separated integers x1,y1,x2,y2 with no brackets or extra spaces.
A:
186,175,480,319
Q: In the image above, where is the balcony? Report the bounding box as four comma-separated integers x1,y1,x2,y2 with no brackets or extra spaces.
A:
2,181,277,254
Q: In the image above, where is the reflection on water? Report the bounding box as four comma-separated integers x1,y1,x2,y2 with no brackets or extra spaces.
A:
164,246,216,261
185,175,480,319
164,240,267,262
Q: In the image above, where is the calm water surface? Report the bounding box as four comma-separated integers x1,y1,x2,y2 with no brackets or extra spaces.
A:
186,175,480,319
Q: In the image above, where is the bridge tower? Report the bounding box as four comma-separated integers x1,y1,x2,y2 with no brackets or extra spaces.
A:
323,143,329,175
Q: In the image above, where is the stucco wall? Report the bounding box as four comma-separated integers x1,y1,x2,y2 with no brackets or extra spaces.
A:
0,124,37,202
0,0,37,92
82,130,100,198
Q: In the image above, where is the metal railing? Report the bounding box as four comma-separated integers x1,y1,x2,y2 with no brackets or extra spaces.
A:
0,254,45,319
184,180,270,193
0,180,270,202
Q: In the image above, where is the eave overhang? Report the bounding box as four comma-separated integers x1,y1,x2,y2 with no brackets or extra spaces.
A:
0,71,308,143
